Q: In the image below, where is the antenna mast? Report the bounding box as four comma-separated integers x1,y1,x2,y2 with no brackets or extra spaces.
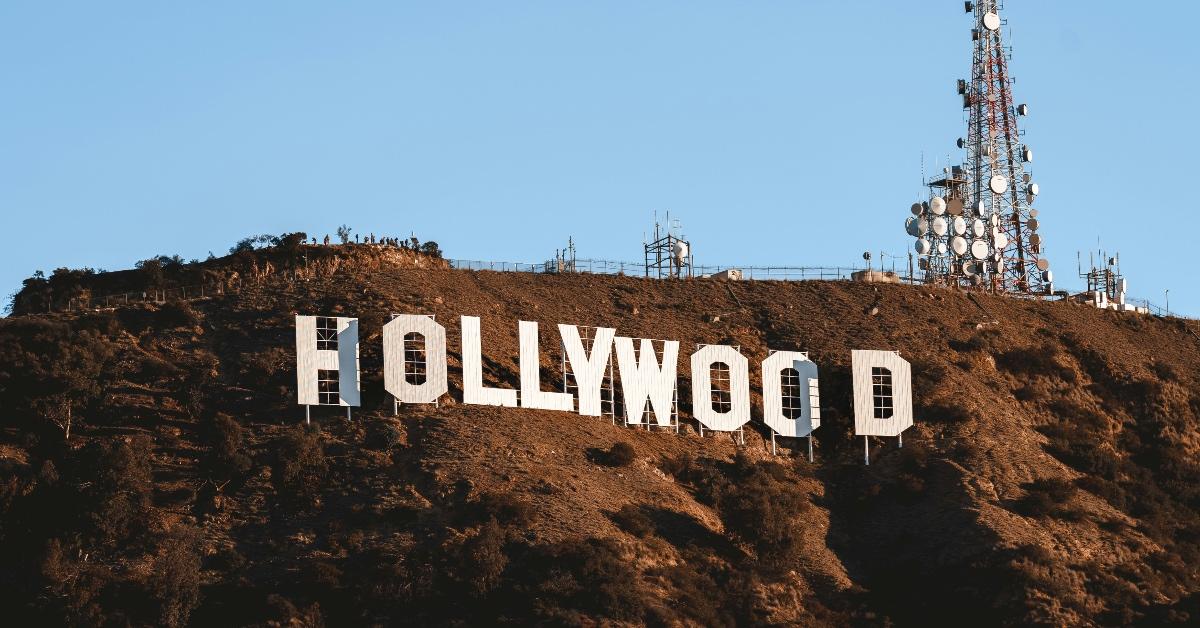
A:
905,1,1052,294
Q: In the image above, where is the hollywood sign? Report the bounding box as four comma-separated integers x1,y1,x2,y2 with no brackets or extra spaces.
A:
295,315,913,454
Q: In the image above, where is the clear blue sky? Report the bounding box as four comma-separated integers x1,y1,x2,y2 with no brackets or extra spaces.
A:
2,1,1197,314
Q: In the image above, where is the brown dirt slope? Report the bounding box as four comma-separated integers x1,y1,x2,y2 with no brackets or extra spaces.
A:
2,251,1200,626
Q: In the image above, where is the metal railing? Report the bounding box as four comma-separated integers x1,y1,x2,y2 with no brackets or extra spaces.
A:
66,283,225,312
448,257,875,282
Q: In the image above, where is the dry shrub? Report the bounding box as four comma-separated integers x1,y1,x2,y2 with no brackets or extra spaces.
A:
151,529,203,628
998,343,1074,381
610,504,654,538
272,424,328,501
203,413,252,482
473,491,534,527
1017,478,1081,519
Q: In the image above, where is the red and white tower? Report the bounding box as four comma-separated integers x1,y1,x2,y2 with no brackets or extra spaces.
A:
906,1,1052,294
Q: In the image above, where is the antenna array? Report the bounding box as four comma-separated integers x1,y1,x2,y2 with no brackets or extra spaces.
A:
905,1,1051,294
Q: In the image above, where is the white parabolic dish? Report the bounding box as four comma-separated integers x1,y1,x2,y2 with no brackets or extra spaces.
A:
952,216,967,236
990,175,1009,194
983,12,1001,31
951,236,969,256
915,238,931,255
932,216,949,236
930,196,947,215
971,239,989,260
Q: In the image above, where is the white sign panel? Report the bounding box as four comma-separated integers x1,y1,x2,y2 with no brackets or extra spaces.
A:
460,315,518,407
559,324,616,417
762,350,821,438
295,315,360,407
382,314,448,404
614,337,679,426
518,321,573,411
852,350,913,437
689,344,751,432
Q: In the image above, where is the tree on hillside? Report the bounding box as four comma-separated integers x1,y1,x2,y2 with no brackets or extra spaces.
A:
0,319,114,440
336,225,353,244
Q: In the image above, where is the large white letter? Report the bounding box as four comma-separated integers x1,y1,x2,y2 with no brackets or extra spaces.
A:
559,324,616,416
519,321,573,411
761,351,820,437
295,315,360,407
383,314,448,404
852,350,913,437
690,345,750,432
461,315,518,407
614,337,679,426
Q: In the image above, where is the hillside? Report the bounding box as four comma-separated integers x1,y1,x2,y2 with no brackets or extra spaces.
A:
3,244,1200,626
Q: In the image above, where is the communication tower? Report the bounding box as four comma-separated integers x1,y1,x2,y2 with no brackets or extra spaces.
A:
645,213,693,279
1078,250,1129,308
546,237,577,273
906,1,1052,294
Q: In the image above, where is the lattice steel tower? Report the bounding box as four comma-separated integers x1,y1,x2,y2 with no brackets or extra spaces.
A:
905,1,1052,294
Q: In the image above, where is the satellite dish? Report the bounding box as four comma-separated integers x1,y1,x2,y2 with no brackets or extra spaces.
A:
951,236,969,256
957,137,966,149
917,218,930,235
1029,208,1039,218
1023,173,1032,183
905,217,919,237
990,175,1009,194
937,241,948,255
1026,192,1037,204
952,216,967,236
989,214,1000,227
1118,278,1128,294
946,197,964,216
910,202,923,216
994,259,1005,273
994,232,1010,249
971,239,989,260
963,261,978,276
915,238,932,255
672,240,689,264
975,200,986,214
993,250,1003,262
1030,233,1042,246
931,196,947,215
932,216,949,236
1036,258,1050,272
983,11,1001,31
1042,270,1054,283
1023,147,1033,162
1017,104,1029,116
1027,218,1040,231
1028,183,1040,196
972,218,986,237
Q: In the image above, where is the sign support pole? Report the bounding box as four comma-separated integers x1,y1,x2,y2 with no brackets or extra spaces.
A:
864,436,870,466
